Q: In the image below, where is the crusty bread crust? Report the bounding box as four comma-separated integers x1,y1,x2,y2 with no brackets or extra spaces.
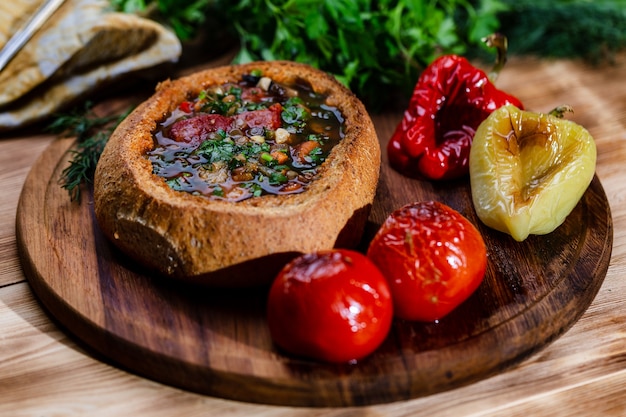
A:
93,61,380,286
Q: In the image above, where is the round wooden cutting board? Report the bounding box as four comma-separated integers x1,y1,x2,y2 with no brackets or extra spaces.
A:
16,116,612,407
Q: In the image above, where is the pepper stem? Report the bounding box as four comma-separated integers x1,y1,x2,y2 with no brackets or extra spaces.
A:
482,33,508,82
549,105,575,118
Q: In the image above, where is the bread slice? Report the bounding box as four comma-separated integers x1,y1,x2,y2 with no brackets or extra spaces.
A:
0,0,181,130
93,61,380,286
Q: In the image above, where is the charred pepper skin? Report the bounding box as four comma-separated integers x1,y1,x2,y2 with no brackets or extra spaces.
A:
388,55,524,180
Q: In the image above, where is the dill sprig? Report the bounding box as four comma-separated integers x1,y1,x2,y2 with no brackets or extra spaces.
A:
49,101,131,202
499,0,626,63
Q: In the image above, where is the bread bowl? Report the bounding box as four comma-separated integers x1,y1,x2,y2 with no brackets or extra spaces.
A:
93,61,380,286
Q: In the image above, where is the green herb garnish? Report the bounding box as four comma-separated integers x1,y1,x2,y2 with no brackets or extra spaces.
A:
220,0,503,109
281,98,310,129
49,102,132,202
306,147,324,164
196,86,271,115
269,172,288,185
195,133,237,164
110,0,503,108
110,0,625,109
248,183,263,197
212,186,225,197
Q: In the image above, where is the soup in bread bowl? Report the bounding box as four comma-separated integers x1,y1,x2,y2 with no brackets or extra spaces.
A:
94,61,380,286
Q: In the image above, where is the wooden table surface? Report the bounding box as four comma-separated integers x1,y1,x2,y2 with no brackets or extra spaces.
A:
1,53,625,416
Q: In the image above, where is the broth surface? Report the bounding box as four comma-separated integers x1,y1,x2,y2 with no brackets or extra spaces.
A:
147,73,345,202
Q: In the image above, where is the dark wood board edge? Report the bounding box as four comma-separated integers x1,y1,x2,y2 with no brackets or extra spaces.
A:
15,131,613,407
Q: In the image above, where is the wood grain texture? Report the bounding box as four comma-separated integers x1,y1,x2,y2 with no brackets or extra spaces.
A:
0,135,53,286
14,105,612,406
2,53,626,415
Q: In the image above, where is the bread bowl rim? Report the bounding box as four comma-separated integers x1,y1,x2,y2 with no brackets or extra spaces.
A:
93,60,381,281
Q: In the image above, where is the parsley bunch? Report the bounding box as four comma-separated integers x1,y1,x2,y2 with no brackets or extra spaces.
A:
110,0,503,108
217,0,503,108
111,0,626,106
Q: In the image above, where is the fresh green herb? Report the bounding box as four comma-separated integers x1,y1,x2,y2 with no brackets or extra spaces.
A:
307,133,328,144
269,172,288,185
166,172,196,192
110,0,503,108
197,88,239,114
195,137,236,164
306,147,324,164
498,0,626,63
193,134,273,168
110,0,625,107
110,0,214,41
281,98,310,128
248,182,263,197
49,102,131,201
166,176,184,190
217,0,503,109
196,86,271,115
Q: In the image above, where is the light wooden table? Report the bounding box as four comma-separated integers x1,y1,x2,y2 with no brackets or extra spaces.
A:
1,54,625,416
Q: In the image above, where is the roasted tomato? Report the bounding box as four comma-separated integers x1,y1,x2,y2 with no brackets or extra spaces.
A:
266,249,393,363
367,201,487,322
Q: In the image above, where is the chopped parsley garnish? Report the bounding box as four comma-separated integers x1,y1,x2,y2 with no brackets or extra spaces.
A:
281,97,310,129
147,73,344,202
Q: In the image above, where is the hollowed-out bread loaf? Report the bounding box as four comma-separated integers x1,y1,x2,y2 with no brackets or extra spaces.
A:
93,60,380,286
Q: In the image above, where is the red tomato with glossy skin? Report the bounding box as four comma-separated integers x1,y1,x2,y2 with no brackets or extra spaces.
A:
367,201,487,322
267,249,393,364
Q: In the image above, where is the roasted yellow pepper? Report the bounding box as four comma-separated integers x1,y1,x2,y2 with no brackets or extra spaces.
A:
469,104,597,241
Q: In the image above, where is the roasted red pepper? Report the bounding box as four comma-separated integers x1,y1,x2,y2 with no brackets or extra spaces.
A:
388,34,524,180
